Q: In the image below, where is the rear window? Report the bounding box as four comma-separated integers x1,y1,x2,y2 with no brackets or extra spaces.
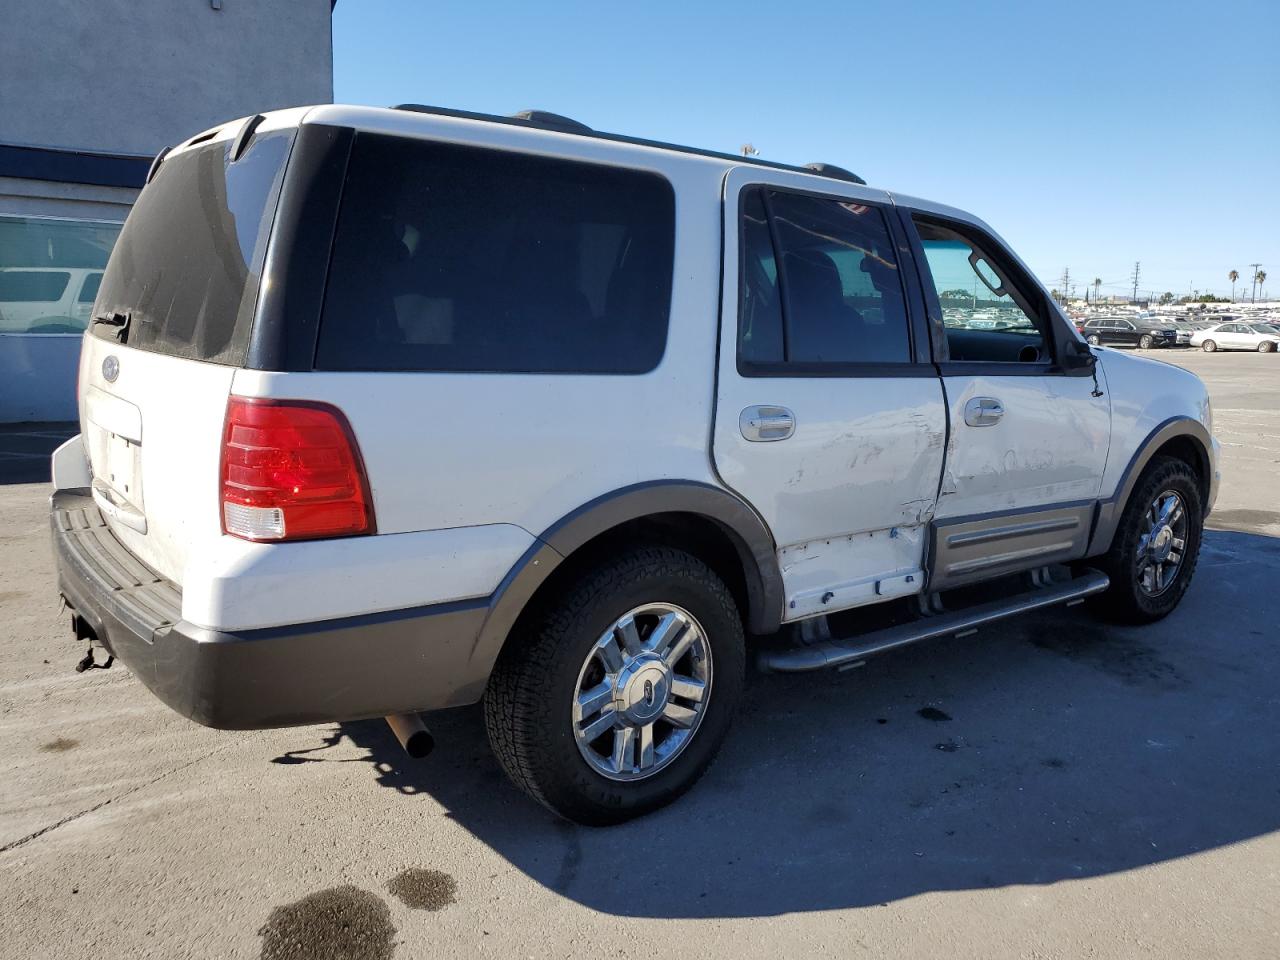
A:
315,133,675,373
93,131,293,363
0,270,70,302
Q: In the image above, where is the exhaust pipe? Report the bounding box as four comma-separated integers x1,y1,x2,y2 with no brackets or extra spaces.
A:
385,713,435,759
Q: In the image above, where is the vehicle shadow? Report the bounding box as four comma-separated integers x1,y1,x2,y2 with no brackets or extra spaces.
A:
275,528,1280,918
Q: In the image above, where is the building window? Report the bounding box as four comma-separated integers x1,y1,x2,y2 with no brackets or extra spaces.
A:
0,215,122,334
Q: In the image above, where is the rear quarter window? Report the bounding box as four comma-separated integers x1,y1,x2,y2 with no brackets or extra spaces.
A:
315,133,675,374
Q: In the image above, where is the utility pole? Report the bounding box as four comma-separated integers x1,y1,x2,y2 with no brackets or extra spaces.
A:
1130,261,1141,302
1250,262,1263,302
1059,267,1071,306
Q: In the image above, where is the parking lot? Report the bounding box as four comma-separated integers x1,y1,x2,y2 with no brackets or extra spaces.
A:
1,349,1277,959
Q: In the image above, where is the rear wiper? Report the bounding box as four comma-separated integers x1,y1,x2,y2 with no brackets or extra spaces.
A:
91,310,131,341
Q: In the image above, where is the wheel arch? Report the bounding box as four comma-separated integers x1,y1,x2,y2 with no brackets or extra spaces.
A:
1088,416,1212,556
468,481,783,683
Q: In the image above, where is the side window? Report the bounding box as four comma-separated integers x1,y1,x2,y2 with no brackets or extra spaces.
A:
1119,320,1135,331
316,133,675,374
78,272,103,304
737,187,911,368
912,217,1050,364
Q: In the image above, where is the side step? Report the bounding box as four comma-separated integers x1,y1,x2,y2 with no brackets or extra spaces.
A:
758,569,1110,673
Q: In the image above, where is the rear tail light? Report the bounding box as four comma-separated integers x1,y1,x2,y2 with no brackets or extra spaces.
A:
220,397,375,541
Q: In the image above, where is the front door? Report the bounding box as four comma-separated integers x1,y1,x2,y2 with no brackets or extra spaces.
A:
905,211,1112,589
713,170,946,621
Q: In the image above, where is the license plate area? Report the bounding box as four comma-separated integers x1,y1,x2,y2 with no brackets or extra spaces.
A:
103,432,144,512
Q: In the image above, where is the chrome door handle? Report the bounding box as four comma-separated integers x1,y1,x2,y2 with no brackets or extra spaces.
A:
963,396,1004,427
740,405,795,441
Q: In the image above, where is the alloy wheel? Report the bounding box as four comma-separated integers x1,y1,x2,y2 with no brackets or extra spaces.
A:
1135,490,1188,597
571,603,712,782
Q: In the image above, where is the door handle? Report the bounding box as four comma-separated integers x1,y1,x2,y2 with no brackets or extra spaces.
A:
740,405,795,441
964,396,1004,427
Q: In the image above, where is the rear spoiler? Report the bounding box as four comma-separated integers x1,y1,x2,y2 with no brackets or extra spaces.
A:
144,112,265,184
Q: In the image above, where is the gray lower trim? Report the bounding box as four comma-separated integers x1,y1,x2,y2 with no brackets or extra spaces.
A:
929,500,1095,590
467,480,784,682
1086,416,1213,557
52,481,783,731
540,480,783,635
52,489,493,729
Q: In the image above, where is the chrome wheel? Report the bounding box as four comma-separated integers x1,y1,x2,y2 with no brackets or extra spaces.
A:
1135,490,1187,597
572,603,712,782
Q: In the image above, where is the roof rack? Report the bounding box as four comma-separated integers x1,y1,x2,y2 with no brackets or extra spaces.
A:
393,103,593,136
803,162,866,186
390,103,867,186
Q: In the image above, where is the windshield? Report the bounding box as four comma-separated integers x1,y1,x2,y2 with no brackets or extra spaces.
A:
92,130,293,363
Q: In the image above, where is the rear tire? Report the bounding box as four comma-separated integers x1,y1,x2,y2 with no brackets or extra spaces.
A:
1094,456,1203,624
1258,340,1275,353
1202,340,1217,352
1087,334,1101,346
484,546,745,825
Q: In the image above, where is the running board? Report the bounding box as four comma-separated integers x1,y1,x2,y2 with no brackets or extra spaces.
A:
758,569,1110,673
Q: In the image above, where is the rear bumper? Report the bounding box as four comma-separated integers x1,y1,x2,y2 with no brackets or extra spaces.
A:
51,489,492,729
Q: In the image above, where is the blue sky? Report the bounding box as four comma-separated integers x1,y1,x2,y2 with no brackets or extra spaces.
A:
334,0,1278,300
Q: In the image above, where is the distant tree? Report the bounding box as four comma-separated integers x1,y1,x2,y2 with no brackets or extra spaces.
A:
940,288,971,300
1050,288,1061,302
740,143,759,157
1092,277,1102,302
1158,291,1174,304
1257,270,1268,301
1229,269,1239,301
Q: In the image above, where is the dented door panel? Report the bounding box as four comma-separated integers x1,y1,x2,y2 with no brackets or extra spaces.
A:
936,374,1111,520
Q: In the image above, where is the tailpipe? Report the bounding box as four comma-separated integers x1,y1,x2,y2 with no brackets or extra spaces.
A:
385,713,435,759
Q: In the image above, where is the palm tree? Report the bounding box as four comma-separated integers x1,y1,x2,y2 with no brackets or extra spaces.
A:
1092,277,1101,303
1257,270,1268,302
1229,270,1239,302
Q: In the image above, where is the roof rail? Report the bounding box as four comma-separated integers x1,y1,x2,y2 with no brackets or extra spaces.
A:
510,109,593,135
803,162,866,185
393,103,592,136
389,103,867,186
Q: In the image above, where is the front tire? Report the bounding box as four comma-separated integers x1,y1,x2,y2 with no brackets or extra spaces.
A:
484,546,745,825
1094,456,1203,624
1139,334,1154,349
1202,339,1218,352
1087,334,1101,346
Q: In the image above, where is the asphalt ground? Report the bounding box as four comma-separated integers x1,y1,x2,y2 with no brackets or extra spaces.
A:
1,348,1277,958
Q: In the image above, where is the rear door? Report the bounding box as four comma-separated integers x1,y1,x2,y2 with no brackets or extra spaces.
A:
79,123,294,583
904,210,1111,589
713,170,946,621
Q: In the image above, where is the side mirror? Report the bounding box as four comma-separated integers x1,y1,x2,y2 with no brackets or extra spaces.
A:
1062,337,1096,371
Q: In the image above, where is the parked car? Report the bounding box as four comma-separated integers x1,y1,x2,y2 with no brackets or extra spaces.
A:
1190,322,1280,352
1080,316,1179,349
0,266,103,333
50,104,1219,824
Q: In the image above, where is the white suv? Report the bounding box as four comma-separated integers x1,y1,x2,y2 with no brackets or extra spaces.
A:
51,104,1219,824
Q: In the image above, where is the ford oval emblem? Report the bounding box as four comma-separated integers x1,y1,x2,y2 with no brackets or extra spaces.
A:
102,355,119,383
